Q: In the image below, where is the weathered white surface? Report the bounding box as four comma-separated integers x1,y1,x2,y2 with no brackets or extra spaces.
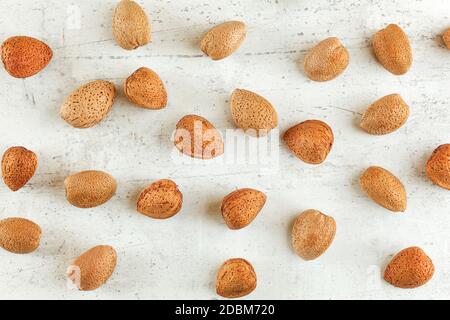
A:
0,0,449,300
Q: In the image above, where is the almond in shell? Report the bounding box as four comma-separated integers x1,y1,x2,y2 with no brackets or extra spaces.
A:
303,37,349,82
384,247,434,289
426,144,450,190
216,258,257,299
60,80,116,128
112,0,151,50
124,67,167,109
1,36,52,78
230,89,278,136
174,115,224,160
373,24,412,75
283,120,334,165
360,166,407,212
64,170,117,208
2,146,38,191
291,209,336,261
67,245,117,291
360,94,409,135
200,21,246,60
221,188,266,230
0,217,42,254
443,28,450,49
137,179,183,219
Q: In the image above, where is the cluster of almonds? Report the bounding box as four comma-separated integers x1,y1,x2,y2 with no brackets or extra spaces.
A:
0,0,449,297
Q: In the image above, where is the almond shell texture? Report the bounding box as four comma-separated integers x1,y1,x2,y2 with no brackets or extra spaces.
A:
443,28,450,49
426,144,450,190
0,217,42,254
221,188,267,230
216,258,257,299
360,166,407,212
291,209,336,261
124,67,167,109
384,247,434,289
1,36,52,78
137,179,183,219
200,21,246,60
283,120,334,165
2,146,38,191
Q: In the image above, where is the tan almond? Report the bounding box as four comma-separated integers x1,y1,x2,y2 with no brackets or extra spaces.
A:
124,67,167,109
291,209,336,261
360,94,409,135
443,28,450,49
1,36,52,78
64,170,117,208
360,166,407,212
384,247,434,289
0,217,41,254
60,80,116,128
230,89,278,136
304,37,349,82
373,24,412,75
200,21,246,60
67,245,117,291
216,258,257,299
112,0,151,50
174,115,224,160
426,144,450,190
221,188,266,230
283,120,334,165
137,179,183,219
2,146,38,192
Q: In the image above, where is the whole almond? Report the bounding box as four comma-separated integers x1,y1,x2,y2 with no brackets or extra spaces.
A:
60,80,116,128
443,28,450,49
64,170,117,208
124,67,167,109
1,36,52,78
384,247,434,289
0,217,41,254
174,115,224,160
67,245,117,291
112,0,151,50
291,209,336,261
360,166,407,212
221,188,266,230
373,24,412,75
200,21,246,60
137,179,183,219
216,258,257,299
230,89,278,136
303,37,349,82
426,144,450,190
2,146,38,192
360,94,410,135
283,120,334,165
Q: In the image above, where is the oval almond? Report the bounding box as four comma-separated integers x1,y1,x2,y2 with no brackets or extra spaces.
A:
443,28,450,49
112,0,151,50
283,120,334,165
137,179,183,219
1,36,52,78
304,37,349,82
221,188,266,230
174,115,224,160
230,89,278,136
64,170,117,208
384,247,434,289
2,146,38,191
360,166,407,212
360,94,409,135
67,245,117,291
200,21,246,60
426,144,450,190
291,209,336,261
373,24,412,75
60,80,116,128
0,217,42,254
216,258,257,299
124,67,167,109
